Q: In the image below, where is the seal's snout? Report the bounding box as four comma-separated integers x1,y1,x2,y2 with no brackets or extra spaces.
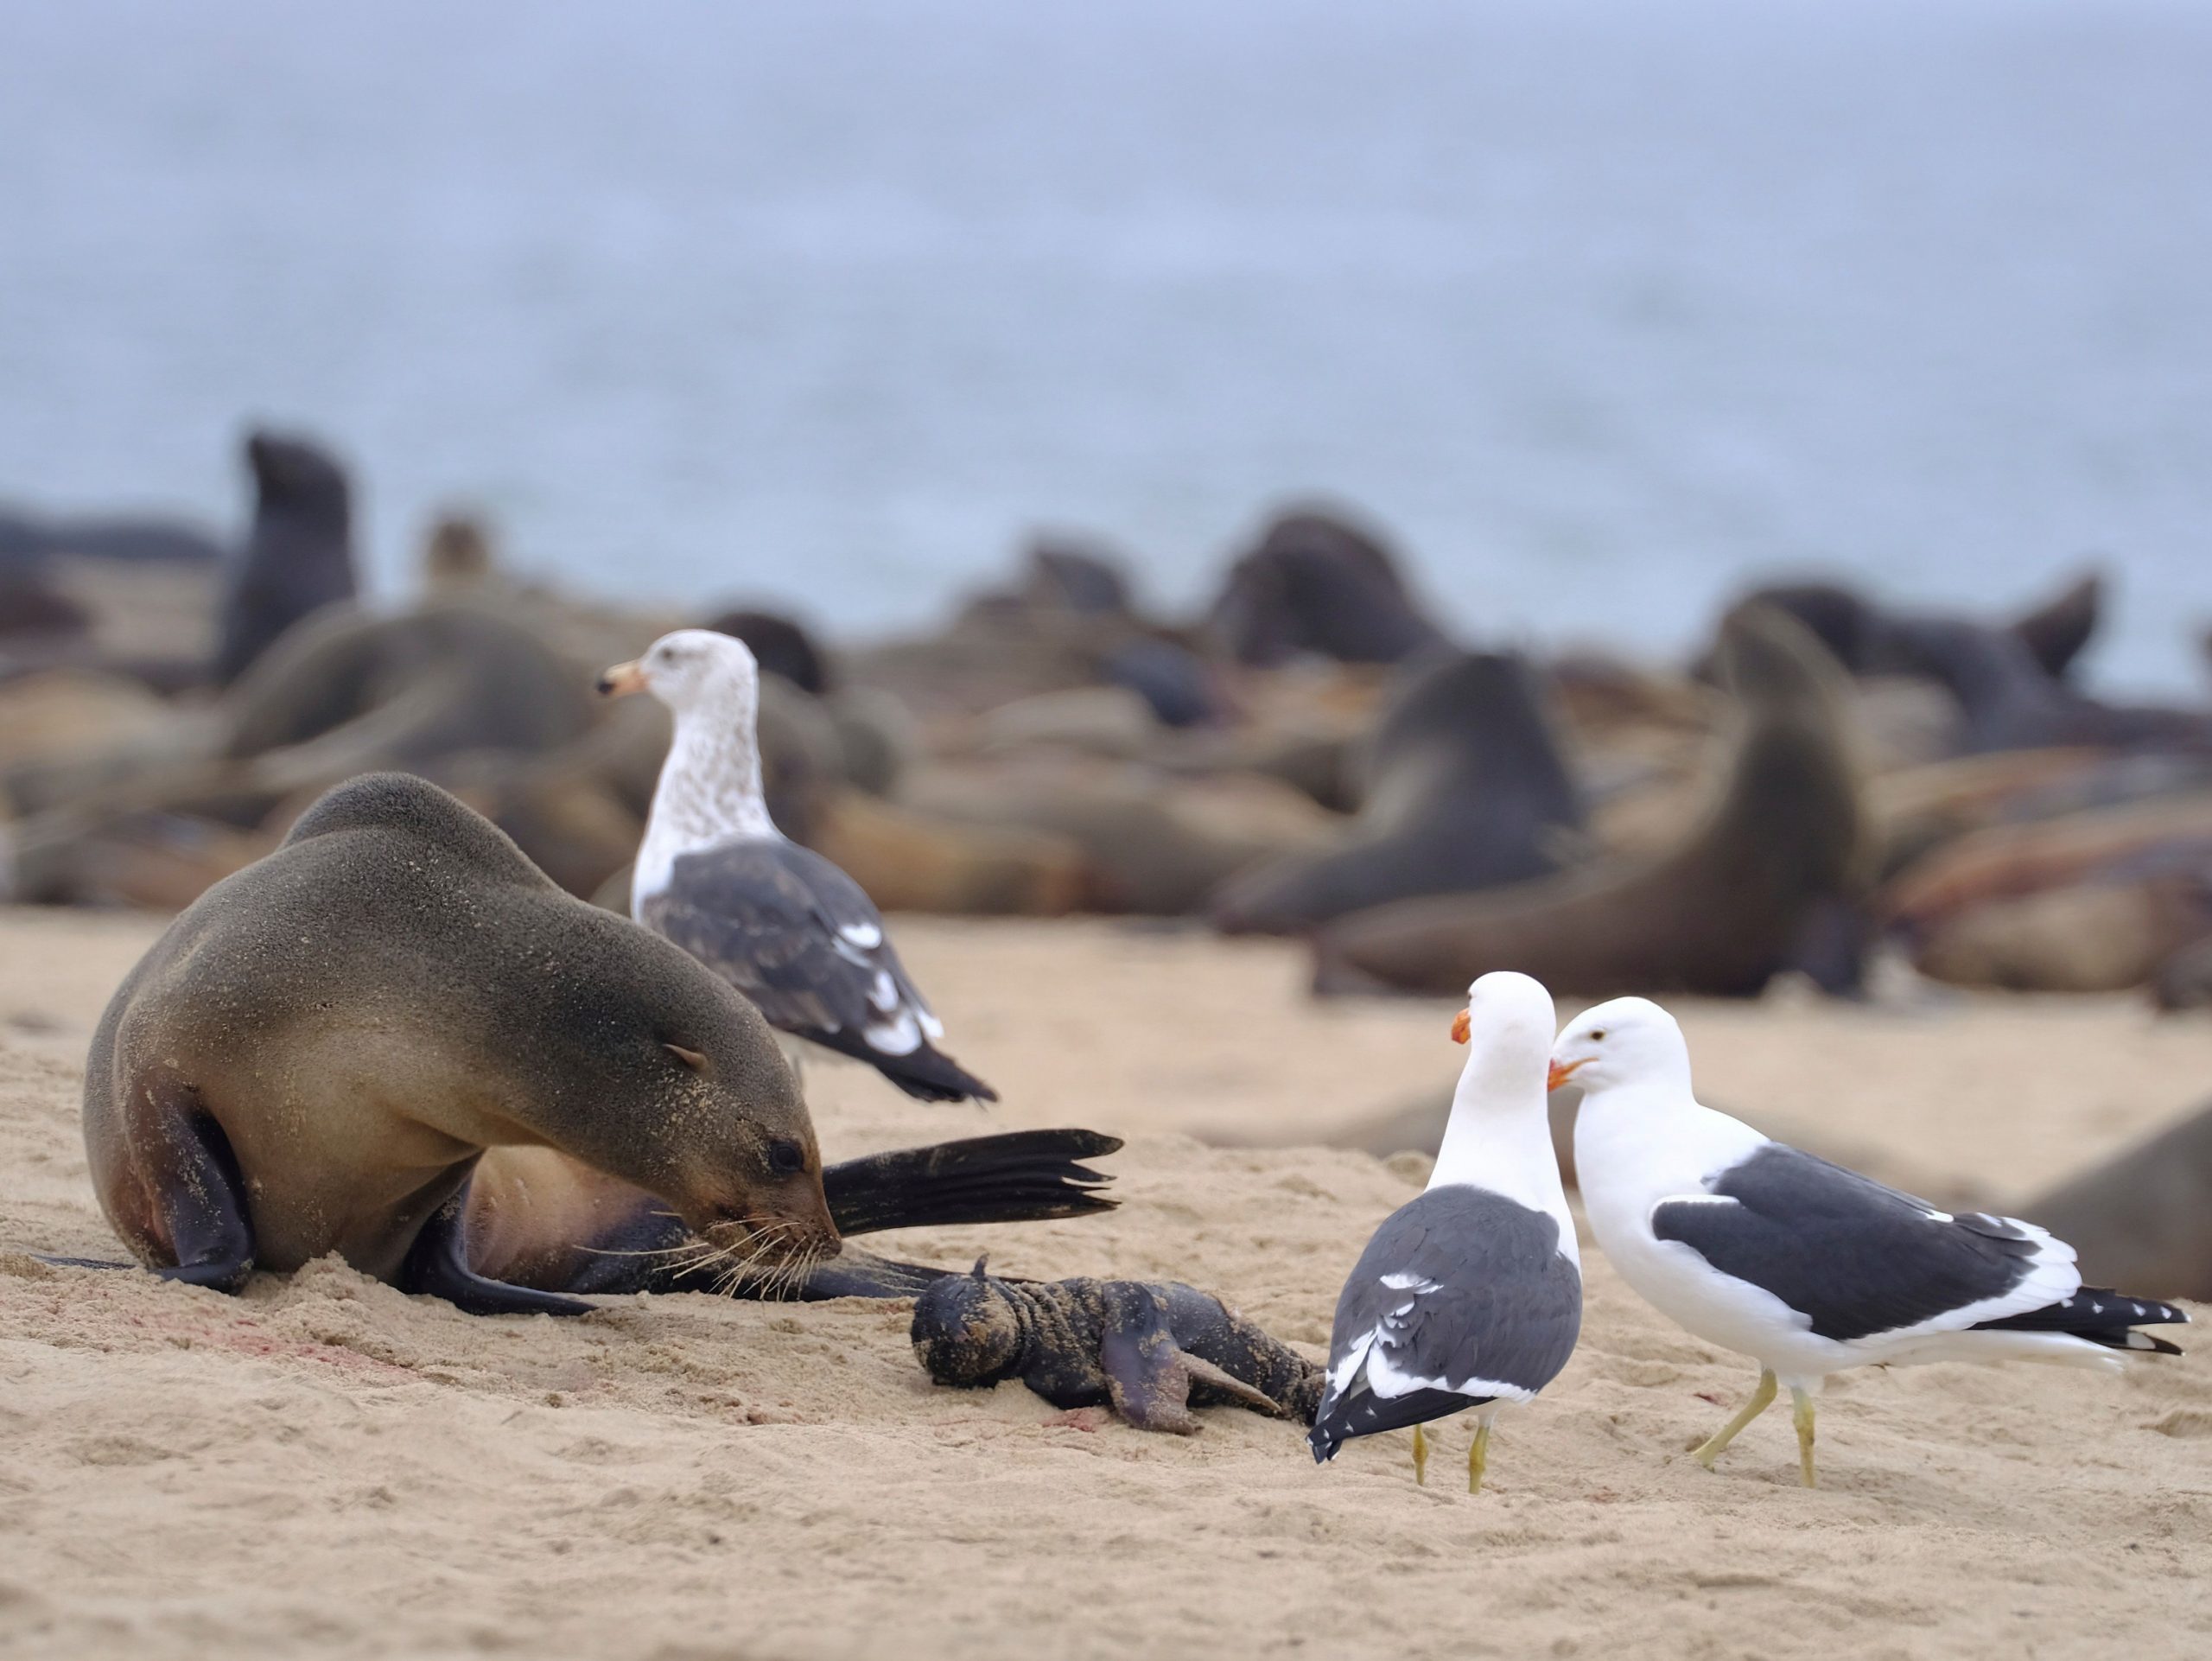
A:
597,659,646,697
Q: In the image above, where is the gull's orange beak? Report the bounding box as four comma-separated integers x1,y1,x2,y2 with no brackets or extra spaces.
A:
596,659,646,697
1547,1058,1585,1092
1450,1009,1471,1045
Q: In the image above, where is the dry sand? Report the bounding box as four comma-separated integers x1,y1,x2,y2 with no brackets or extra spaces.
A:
3,906,2210,1660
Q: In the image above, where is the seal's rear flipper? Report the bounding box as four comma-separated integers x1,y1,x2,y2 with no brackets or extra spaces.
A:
403,1185,595,1317
1178,1352,1288,1416
1097,1284,1200,1435
823,1130,1121,1235
137,1081,255,1294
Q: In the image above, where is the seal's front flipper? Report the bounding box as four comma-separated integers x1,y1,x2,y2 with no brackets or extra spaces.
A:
401,1186,595,1317
33,1256,138,1271
139,1085,255,1293
730,1247,954,1301
823,1130,1122,1235
1096,1285,1200,1435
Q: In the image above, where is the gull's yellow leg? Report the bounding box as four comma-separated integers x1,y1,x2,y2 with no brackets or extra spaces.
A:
1693,1369,1777,1469
1466,1420,1491,1495
1411,1422,1429,1486
1790,1387,1816,1489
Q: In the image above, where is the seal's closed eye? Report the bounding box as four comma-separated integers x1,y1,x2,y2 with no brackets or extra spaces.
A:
663,1043,709,1074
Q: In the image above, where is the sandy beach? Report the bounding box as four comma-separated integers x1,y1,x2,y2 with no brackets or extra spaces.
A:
3,905,2209,1660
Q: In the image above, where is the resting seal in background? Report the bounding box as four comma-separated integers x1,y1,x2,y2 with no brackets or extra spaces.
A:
1211,650,1582,934
2024,1100,2212,1302
215,430,358,686
1205,507,1449,667
1313,605,1866,997
77,773,1116,1314
1715,570,2102,683
912,1258,1324,1432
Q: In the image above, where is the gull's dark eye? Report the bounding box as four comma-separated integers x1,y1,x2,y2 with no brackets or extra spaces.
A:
766,1138,806,1177
1591,1029,1607,1041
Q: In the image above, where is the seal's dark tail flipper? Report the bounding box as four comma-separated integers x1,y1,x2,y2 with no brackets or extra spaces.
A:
822,1130,1122,1236
400,1182,596,1317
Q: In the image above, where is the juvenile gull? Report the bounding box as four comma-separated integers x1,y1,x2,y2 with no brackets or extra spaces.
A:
1309,971,1582,1492
601,629,995,1103
1553,996,2187,1487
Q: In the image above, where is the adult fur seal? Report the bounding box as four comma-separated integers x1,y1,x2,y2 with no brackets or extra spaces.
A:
2024,1099,2212,1301
1714,570,2102,683
1313,605,1866,997
1876,617,2212,755
214,430,357,685
1211,650,1582,934
79,773,1116,1313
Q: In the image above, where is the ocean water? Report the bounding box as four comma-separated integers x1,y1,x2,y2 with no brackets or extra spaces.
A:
2,0,2208,690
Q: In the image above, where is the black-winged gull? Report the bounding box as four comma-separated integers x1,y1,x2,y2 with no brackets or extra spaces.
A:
1553,996,2187,1488
1309,971,1582,1492
600,629,995,1103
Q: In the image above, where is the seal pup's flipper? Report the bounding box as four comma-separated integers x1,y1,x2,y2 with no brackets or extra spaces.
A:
401,1185,595,1317
821,1130,1122,1235
1096,1284,1203,1434
1176,1352,1291,1416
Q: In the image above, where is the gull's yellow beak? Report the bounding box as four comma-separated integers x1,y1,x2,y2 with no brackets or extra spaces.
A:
1547,1058,1585,1092
596,659,646,697
1451,1009,1471,1045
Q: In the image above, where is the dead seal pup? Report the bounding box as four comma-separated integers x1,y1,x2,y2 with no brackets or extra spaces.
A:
912,1257,1324,1433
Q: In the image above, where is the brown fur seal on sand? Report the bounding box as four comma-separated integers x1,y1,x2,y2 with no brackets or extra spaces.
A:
1211,650,1582,935
77,773,1115,1312
2024,1100,2212,1301
2154,932,2212,1011
1313,605,1866,997
903,755,1335,915
1879,792,2212,992
806,790,1090,916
